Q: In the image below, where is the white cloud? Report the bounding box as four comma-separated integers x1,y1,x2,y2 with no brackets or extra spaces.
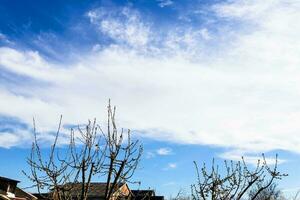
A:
157,148,172,155
0,131,32,148
163,163,177,170
157,0,174,8
1,0,300,156
213,0,286,21
168,163,177,168
199,28,211,40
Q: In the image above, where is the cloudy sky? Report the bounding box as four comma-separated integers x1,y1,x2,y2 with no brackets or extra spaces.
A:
1,0,300,197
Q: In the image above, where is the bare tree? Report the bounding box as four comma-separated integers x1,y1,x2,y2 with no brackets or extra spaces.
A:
23,101,143,200
248,183,286,200
191,154,287,200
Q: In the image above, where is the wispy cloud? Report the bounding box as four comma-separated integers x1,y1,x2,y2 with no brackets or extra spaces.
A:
219,150,287,166
0,0,300,156
0,115,32,148
86,7,151,48
0,33,13,45
157,0,174,8
146,151,156,159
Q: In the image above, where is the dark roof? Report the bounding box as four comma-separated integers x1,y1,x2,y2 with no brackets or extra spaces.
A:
0,176,20,183
58,182,126,197
150,196,164,200
15,187,37,200
131,190,155,197
131,190,157,200
131,190,164,200
31,193,51,200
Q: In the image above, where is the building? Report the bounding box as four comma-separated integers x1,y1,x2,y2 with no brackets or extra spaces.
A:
0,176,37,200
34,182,131,200
131,190,164,200
33,183,164,200
66,182,131,200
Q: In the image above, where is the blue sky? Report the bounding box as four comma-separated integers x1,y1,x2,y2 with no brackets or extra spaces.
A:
1,0,300,198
